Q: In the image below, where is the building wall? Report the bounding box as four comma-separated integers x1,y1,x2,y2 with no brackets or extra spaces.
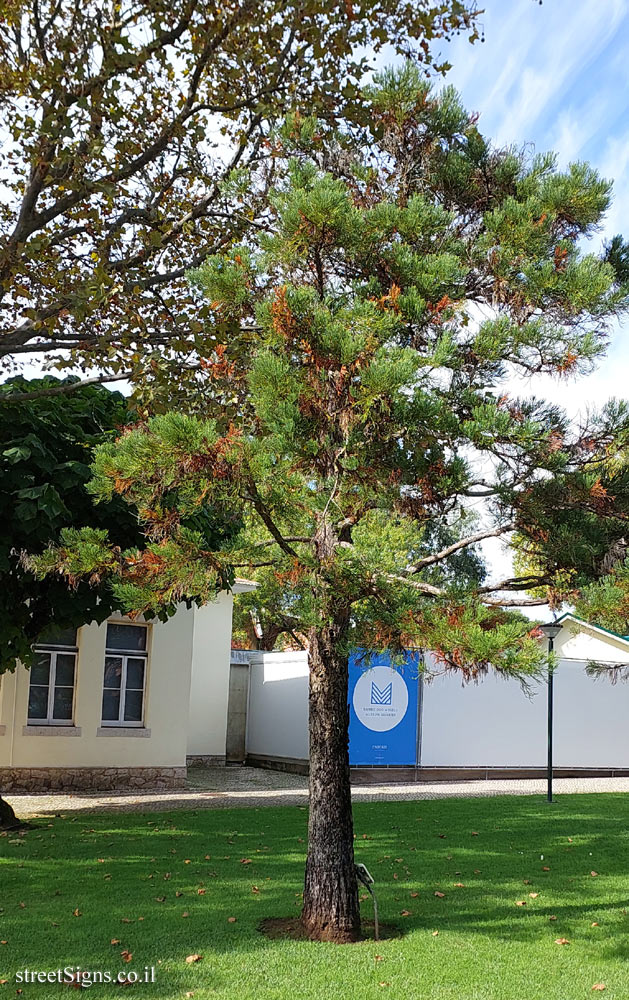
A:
186,592,235,761
419,664,546,768
0,607,197,789
244,625,629,771
246,651,309,762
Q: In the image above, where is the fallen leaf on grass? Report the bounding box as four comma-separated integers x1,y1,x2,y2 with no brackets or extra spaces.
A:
374,955,384,962
240,859,252,865
434,892,446,899
542,866,550,872
549,916,557,921
227,916,237,923
432,930,439,937
515,901,526,907
182,912,189,918
554,938,570,946
197,889,206,896
185,955,203,964
591,922,599,927
400,909,412,917
72,909,82,917
471,832,479,837
591,871,599,877
251,886,259,894
110,939,121,946
410,892,419,898
592,985,606,992
155,897,166,903
454,883,465,888
529,893,539,899
120,951,133,963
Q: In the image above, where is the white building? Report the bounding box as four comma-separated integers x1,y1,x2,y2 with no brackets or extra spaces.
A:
3,608,628,792
246,613,629,779
0,581,255,792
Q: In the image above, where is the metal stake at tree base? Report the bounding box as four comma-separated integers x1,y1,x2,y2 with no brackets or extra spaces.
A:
356,863,378,940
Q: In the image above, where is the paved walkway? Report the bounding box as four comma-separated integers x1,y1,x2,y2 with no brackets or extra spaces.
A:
5,766,629,817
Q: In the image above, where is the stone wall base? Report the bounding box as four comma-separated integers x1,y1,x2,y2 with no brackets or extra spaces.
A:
186,755,226,767
0,766,187,793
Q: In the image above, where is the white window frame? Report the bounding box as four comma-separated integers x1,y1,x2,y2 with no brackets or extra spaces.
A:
101,624,148,728
28,639,77,727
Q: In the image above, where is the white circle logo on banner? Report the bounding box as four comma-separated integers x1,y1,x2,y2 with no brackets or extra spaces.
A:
352,666,409,732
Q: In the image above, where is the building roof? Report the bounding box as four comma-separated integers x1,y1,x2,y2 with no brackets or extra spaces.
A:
547,611,629,653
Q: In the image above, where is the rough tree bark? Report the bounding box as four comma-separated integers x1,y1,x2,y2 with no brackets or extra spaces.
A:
301,621,360,942
0,794,19,829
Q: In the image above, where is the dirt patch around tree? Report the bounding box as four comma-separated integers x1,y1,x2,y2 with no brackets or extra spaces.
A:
258,916,403,943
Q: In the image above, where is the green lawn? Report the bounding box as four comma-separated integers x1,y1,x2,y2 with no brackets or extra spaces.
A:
1,794,629,998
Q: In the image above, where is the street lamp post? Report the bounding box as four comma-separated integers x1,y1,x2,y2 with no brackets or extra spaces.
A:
539,622,562,803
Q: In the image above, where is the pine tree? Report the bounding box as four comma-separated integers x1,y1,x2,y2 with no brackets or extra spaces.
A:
31,67,629,940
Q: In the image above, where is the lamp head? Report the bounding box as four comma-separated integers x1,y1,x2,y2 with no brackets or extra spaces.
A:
539,622,562,640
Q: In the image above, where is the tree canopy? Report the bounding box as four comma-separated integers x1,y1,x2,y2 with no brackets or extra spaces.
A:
0,0,480,392
32,66,629,667
29,66,629,939
0,377,143,670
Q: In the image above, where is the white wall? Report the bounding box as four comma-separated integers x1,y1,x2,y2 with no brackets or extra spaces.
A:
421,655,629,768
186,593,235,757
246,651,309,761
420,663,547,767
244,623,629,769
553,660,629,767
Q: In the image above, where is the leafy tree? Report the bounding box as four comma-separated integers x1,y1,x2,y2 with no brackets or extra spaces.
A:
0,377,145,670
0,0,480,390
0,376,138,826
31,68,629,938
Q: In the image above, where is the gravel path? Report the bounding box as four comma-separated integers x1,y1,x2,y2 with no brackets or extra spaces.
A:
5,767,629,817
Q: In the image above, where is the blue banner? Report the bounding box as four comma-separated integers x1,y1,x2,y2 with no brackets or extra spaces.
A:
348,649,420,766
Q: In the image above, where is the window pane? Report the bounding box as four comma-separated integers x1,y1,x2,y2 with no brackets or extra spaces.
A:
123,689,143,722
28,685,49,720
103,656,123,689
55,654,75,687
126,658,145,690
106,624,146,652
102,689,120,722
30,652,51,686
37,624,77,648
52,687,73,720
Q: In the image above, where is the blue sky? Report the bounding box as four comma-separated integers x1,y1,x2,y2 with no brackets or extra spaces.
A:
439,0,629,415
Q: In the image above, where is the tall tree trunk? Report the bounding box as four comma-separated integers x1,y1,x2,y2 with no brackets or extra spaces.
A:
0,793,19,829
301,623,360,942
